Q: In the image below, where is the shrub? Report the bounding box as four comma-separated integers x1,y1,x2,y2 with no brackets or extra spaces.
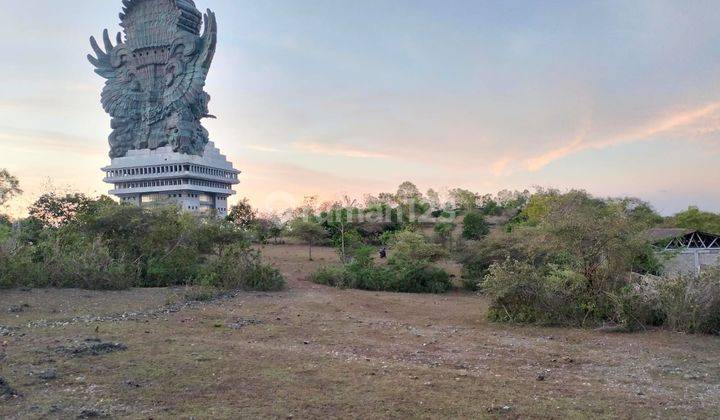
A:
310,265,347,287
183,285,223,302
196,243,285,292
1,201,285,292
0,245,44,289
482,259,609,326
465,190,665,327
434,222,454,246
309,246,451,294
658,270,720,334
612,271,720,335
610,276,666,332
391,261,452,294
460,276,480,292
0,234,136,290
462,212,489,240
388,230,447,263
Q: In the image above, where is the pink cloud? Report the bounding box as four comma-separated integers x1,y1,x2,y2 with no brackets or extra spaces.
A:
522,101,720,171
293,141,391,159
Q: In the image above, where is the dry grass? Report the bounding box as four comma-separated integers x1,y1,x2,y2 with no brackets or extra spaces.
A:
1,244,719,418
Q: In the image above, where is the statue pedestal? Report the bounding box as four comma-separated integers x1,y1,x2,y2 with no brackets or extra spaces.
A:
101,142,240,217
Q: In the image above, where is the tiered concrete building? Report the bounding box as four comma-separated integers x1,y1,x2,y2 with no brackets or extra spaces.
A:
102,141,239,217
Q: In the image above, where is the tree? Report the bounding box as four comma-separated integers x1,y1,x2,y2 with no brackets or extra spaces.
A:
290,219,327,261
462,212,490,240
393,182,430,226
434,221,455,246
28,193,95,228
395,181,422,205
449,188,479,212
322,197,362,262
253,213,285,244
669,206,720,235
227,198,257,229
426,188,442,212
267,217,285,244
0,169,22,207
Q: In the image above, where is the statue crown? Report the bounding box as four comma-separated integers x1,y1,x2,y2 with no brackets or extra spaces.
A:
119,0,203,50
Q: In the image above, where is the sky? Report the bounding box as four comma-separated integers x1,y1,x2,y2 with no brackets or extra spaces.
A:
1,0,719,217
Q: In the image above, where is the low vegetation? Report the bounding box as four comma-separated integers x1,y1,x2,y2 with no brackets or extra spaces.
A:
311,231,452,294
2,169,720,335
461,190,719,334
0,193,284,292
614,269,720,334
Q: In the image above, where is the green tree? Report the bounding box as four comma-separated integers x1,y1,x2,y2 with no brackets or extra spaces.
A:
267,217,285,244
290,219,327,261
462,212,490,240
227,198,257,230
0,169,22,207
449,188,479,212
28,193,97,228
395,181,422,205
434,221,455,246
670,206,720,235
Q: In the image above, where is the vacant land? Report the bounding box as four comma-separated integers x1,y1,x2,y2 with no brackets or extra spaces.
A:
1,244,719,419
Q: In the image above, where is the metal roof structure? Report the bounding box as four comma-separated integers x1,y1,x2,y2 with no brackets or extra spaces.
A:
647,228,720,251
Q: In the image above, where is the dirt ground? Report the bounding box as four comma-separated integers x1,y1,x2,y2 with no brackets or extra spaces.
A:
1,244,719,419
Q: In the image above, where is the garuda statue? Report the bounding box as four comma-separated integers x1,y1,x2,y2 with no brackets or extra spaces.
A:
88,0,217,158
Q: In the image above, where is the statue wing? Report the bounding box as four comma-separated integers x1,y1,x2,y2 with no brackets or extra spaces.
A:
87,29,139,118
163,9,217,117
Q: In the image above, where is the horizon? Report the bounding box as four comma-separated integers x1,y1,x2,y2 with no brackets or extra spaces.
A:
2,0,720,217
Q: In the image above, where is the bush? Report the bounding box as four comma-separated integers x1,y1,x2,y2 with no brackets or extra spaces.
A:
0,201,285,292
388,230,447,263
611,276,666,331
310,246,451,294
391,261,452,294
462,212,489,240
483,259,610,326
0,234,136,290
658,270,720,334
613,271,720,335
310,265,347,287
464,190,667,327
196,243,285,292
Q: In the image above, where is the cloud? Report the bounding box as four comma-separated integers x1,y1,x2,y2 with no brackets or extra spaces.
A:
0,126,104,156
522,101,720,171
245,144,283,153
293,141,391,159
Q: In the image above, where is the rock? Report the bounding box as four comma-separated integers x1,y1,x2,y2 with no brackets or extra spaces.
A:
226,318,263,329
0,377,19,399
0,325,18,337
8,304,30,313
487,405,511,413
39,368,57,381
77,408,101,418
125,380,141,388
536,372,546,381
55,341,127,357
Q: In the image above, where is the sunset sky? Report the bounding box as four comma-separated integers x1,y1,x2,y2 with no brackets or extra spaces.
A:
1,0,719,217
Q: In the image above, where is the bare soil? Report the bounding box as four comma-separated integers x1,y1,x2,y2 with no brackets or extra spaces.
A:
1,244,718,419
